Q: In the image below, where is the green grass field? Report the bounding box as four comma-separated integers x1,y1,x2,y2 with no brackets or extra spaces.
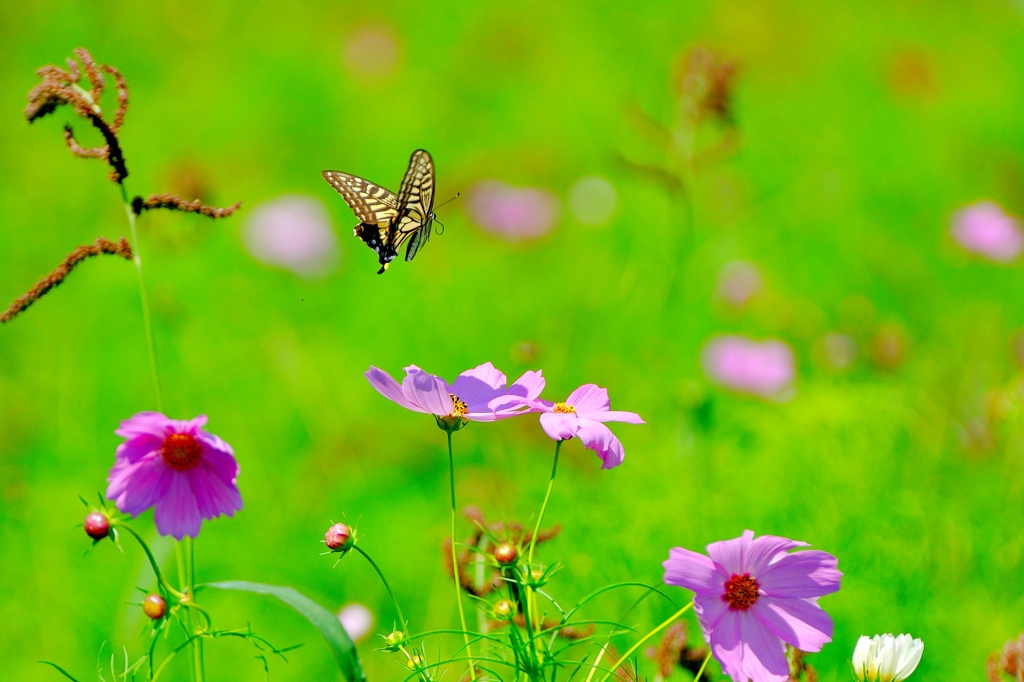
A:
2,0,1024,679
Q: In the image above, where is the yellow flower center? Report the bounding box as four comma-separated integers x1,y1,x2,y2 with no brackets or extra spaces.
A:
449,393,468,417
553,402,576,414
161,433,202,471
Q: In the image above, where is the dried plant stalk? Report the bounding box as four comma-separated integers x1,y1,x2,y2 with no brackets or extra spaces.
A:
132,194,241,219
2,238,132,323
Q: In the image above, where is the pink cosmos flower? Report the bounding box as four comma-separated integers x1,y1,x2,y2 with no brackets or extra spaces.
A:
950,201,1024,262
106,412,242,540
242,195,339,278
702,336,795,399
365,362,545,425
467,180,560,241
505,384,644,469
664,530,842,682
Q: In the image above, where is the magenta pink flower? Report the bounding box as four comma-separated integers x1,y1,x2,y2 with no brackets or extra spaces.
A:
467,180,560,241
106,412,242,540
664,530,841,682
951,201,1024,262
702,336,795,399
365,362,545,425
508,384,644,469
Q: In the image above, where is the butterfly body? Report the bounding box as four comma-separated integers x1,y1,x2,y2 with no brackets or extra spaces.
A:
323,149,436,274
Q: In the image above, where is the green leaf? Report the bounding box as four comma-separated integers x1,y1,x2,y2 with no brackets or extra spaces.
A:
207,581,366,682
37,661,81,681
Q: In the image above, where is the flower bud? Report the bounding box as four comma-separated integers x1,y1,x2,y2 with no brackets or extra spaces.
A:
142,594,166,620
406,654,423,670
493,599,515,620
383,629,407,652
84,512,110,540
325,523,354,552
493,542,518,566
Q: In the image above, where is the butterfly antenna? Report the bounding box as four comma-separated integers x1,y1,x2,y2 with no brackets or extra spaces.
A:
434,192,461,211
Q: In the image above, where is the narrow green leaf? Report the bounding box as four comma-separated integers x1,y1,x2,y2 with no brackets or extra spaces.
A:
207,581,366,682
37,661,82,681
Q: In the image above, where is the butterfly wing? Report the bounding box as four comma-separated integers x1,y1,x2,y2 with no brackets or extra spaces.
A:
391,150,436,262
322,170,400,271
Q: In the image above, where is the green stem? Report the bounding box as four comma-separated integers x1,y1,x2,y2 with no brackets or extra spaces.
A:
116,522,184,600
693,650,712,682
184,536,204,682
446,431,477,681
119,182,163,412
596,601,693,682
528,440,561,567
353,545,408,630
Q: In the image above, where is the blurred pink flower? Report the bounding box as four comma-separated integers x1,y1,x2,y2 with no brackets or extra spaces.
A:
950,201,1024,262
664,530,842,682
342,25,400,79
702,336,795,399
365,362,545,424
716,261,763,309
502,384,644,469
243,195,339,278
467,180,559,241
338,603,374,642
106,412,242,540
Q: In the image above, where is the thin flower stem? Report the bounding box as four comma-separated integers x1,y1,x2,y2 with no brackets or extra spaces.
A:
693,649,712,682
353,544,408,630
583,645,607,682
119,182,163,412
446,431,477,681
527,439,561,567
596,601,693,682
184,536,204,682
116,523,185,600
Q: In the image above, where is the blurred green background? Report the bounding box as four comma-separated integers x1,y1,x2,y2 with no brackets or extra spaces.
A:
2,0,1024,679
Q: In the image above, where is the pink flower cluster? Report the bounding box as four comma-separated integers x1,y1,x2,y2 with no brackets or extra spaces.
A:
365,362,644,469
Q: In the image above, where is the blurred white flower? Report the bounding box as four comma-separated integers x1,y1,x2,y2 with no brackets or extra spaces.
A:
342,25,400,79
853,634,924,682
242,195,339,278
568,176,617,226
467,180,559,241
715,260,763,309
338,603,374,642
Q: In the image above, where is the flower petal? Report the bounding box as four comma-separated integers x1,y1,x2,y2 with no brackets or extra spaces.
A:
118,434,164,464
195,433,239,483
576,419,625,469
153,472,203,540
109,457,172,515
758,550,842,599
663,547,722,596
365,366,426,412
451,362,508,409
188,464,243,519
507,370,545,401
585,410,645,424
707,529,755,575
115,412,173,440
565,384,610,413
539,412,578,440
402,366,454,415
753,596,834,652
743,534,810,575
711,609,789,682
693,594,729,644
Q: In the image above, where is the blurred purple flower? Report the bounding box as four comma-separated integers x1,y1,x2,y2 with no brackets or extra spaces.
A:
106,412,242,540
243,195,339,278
716,261,763,309
467,180,559,241
338,603,374,642
365,362,545,424
702,336,795,399
342,25,400,79
502,384,644,469
950,201,1024,262
664,530,842,682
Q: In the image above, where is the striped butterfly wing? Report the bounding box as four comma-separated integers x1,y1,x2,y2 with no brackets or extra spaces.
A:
391,149,436,262
322,171,401,272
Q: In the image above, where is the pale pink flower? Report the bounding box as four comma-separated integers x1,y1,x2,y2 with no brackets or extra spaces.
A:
664,530,842,682
950,201,1024,262
467,180,559,241
243,195,339,278
702,336,795,399
106,412,242,540
338,603,374,642
365,363,544,424
716,261,763,309
503,384,644,469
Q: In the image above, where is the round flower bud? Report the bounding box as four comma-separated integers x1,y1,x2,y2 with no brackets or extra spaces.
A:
84,512,110,540
406,655,423,670
325,523,354,552
142,594,166,620
493,542,518,566
493,599,515,620
383,629,407,652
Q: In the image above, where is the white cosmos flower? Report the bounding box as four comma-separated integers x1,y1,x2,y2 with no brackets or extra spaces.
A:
853,634,924,682
337,603,374,642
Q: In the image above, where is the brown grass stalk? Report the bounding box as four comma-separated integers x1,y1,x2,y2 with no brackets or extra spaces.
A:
132,193,241,219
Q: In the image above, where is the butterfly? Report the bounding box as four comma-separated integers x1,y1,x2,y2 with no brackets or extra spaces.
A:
322,149,436,274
